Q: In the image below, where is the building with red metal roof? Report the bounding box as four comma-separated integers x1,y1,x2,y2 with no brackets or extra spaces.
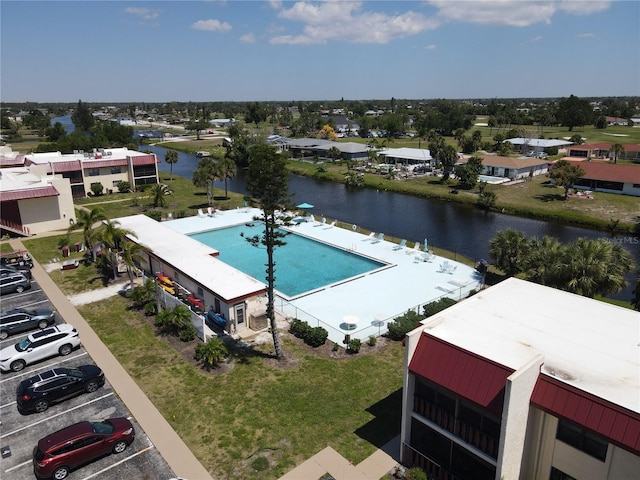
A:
567,160,640,197
401,278,639,480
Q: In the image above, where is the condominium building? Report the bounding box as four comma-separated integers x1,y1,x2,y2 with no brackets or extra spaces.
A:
401,278,639,480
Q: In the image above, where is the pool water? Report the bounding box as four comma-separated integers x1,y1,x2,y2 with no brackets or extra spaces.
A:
190,224,385,298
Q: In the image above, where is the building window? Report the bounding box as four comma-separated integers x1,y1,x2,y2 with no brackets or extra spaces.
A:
88,168,100,176
556,419,608,461
110,166,121,174
549,467,576,480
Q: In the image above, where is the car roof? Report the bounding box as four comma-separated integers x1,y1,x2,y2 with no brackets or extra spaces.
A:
22,367,71,386
28,324,74,340
39,421,95,450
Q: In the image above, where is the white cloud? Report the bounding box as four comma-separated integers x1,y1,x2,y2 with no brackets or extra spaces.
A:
531,35,543,42
124,7,160,21
271,1,439,45
428,0,611,27
576,32,596,38
424,44,437,50
240,32,256,43
191,19,232,32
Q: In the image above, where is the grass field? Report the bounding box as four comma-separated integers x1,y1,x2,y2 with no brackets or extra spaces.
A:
79,296,404,480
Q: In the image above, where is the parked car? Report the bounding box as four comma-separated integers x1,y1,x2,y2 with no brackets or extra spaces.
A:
17,365,105,413
0,324,80,373
33,417,135,479
0,271,31,295
0,308,56,340
0,265,32,279
0,250,34,269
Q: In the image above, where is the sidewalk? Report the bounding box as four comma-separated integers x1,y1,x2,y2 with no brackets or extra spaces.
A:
10,239,213,480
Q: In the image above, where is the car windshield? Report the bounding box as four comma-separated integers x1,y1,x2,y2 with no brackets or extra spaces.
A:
66,368,84,378
90,420,115,434
16,337,32,352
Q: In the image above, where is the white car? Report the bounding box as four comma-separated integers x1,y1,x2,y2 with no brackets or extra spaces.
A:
0,324,80,372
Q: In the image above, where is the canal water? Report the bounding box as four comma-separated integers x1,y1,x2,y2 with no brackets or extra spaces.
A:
49,119,639,302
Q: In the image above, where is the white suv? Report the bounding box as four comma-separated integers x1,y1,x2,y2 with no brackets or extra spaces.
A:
0,324,80,372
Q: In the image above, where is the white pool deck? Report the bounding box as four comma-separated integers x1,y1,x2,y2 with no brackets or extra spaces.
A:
162,208,482,345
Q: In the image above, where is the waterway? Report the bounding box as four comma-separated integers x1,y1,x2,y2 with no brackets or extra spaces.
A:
49,118,639,302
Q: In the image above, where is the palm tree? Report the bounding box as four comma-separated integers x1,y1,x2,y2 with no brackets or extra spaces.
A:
489,229,530,276
155,304,191,336
525,236,563,285
100,219,134,280
165,149,179,180
149,183,172,208
120,240,146,285
216,156,237,199
328,146,341,163
559,238,634,298
610,143,625,164
194,337,228,369
129,277,155,310
69,206,107,254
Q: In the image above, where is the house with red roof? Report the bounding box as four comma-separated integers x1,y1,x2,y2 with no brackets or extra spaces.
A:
401,278,640,480
567,160,640,197
566,142,640,162
457,154,550,180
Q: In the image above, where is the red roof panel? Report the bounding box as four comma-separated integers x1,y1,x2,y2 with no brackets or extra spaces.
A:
84,159,128,168
49,160,82,173
567,160,640,183
409,333,514,415
531,374,640,455
0,185,59,202
131,154,158,166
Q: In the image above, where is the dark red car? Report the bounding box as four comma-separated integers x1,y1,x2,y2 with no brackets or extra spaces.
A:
33,417,135,479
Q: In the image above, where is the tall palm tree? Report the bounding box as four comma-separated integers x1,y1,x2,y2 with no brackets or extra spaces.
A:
69,206,107,254
165,149,179,180
100,219,134,280
216,156,237,199
525,236,563,285
120,240,147,285
610,143,625,164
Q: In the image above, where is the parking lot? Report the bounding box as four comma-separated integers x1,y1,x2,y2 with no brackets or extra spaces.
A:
0,279,177,480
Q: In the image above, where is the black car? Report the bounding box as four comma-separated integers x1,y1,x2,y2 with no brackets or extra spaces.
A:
16,365,105,413
0,308,56,340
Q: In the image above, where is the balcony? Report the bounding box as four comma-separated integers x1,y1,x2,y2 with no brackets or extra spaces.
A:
413,395,499,459
402,443,462,480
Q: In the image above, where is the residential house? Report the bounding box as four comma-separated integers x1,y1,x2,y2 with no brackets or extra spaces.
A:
566,143,640,162
401,278,639,480
23,147,159,198
376,148,434,168
506,138,573,155
567,160,640,197
457,155,550,180
286,138,370,161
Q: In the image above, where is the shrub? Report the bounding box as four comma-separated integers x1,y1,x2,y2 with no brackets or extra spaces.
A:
143,301,157,316
145,211,162,222
347,338,361,354
387,310,425,341
406,468,428,480
332,342,339,352
289,318,311,339
251,456,269,472
90,182,104,196
423,297,457,317
179,323,196,342
116,181,131,193
306,326,328,347
368,335,377,346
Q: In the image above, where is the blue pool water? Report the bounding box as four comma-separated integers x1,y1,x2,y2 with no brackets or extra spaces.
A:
190,224,385,297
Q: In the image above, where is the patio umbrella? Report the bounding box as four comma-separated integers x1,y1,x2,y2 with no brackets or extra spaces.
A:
341,315,360,331
296,202,314,209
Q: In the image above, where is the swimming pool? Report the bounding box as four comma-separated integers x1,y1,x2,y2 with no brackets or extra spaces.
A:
478,174,508,184
189,224,386,298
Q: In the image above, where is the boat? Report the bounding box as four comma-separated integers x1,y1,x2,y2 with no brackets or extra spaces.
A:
196,151,211,158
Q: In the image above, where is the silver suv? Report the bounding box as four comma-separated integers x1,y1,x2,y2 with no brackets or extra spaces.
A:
0,308,56,340
0,325,80,372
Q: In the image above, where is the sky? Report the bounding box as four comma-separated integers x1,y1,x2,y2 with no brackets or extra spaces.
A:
1,0,639,102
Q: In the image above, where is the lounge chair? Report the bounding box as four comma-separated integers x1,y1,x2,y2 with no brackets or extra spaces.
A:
372,233,384,244
207,206,215,217
406,242,420,254
362,232,376,242
314,217,327,227
393,239,407,251
323,221,336,230
197,208,206,218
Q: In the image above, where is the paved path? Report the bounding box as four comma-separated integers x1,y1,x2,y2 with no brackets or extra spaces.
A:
10,239,214,480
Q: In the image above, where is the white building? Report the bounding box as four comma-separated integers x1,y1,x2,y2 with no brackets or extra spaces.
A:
401,278,640,480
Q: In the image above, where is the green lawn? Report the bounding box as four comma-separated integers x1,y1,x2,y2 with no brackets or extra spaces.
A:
79,296,404,480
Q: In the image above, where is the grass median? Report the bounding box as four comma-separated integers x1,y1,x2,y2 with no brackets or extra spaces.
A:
78,295,404,480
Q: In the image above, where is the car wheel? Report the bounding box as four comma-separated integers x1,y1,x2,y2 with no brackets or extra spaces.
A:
38,320,49,329
10,360,26,372
58,344,72,356
52,465,70,480
0,330,8,340
34,399,49,413
85,381,99,393
15,285,25,293
112,440,128,454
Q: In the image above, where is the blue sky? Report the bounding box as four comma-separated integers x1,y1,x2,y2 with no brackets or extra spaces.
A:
2,1,638,102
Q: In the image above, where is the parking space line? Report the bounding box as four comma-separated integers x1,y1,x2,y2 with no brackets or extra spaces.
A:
80,446,155,480
16,299,52,309
4,459,32,474
0,392,114,439
0,399,17,409
0,352,88,385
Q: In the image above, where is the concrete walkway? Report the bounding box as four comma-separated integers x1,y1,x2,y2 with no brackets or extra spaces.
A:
10,239,213,480
278,435,399,480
